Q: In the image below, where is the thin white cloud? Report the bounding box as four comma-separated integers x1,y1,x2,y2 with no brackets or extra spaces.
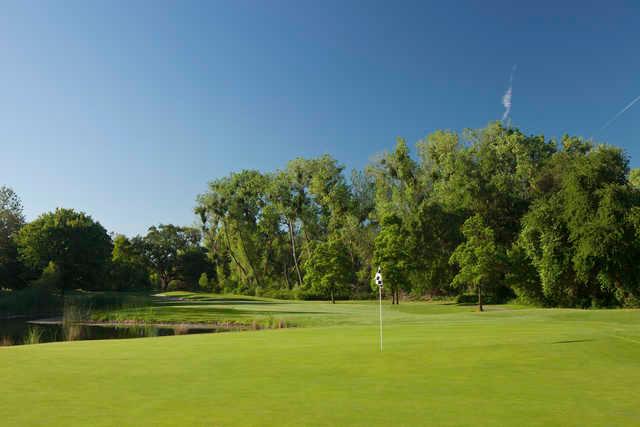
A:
502,64,517,124
600,94,640,131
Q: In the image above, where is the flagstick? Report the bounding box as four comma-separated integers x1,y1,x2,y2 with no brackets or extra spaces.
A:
379,285,383,352
375,267,384,352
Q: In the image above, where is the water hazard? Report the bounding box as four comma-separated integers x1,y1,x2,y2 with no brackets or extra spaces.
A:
0,318,220,346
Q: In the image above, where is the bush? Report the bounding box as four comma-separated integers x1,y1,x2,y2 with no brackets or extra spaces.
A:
107,260,150,291
198,273,210,292
23,326,44,345
616,290,640,308
168,280,190,291
32,261,62,289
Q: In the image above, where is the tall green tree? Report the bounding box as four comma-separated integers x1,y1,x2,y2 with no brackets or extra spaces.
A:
449,214,500,312
176,246,215,290
141,224,201,291
109,235,150,290
519,142,640,307
197,171,270,290
0,186,26,289
303,236,354,303
367,138,419,223
182,122,640,307
373,215,410,304
408,202,464,296
16,208,112,292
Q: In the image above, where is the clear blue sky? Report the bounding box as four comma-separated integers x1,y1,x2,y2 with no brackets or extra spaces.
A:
2,1,639,236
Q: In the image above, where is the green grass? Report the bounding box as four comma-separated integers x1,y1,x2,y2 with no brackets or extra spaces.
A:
90,291,501,328
1,295,640,426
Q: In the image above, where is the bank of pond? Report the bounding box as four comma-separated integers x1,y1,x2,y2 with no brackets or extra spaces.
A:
0,317,225,346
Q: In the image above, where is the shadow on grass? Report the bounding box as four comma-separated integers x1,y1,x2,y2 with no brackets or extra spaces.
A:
438,302,478,307
551,339,594,344
180,296,283,303
158,306,331,316
153,300,282,307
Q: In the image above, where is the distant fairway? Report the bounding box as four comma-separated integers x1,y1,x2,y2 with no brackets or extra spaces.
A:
1,297,640,426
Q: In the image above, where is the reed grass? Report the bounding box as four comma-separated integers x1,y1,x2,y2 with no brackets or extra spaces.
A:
22,326,43,345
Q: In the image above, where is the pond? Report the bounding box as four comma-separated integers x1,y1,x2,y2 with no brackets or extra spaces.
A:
0,318,220,346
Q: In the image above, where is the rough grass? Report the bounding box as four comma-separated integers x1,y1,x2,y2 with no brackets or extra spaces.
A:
21,326,43,345
1,296,640,426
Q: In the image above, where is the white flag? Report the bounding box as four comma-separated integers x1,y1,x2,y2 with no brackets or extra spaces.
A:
375,267,383,288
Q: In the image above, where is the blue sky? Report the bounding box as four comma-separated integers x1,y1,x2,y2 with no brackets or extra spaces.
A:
2,1,639,235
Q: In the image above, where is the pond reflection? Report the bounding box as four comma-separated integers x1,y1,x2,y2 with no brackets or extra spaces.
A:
0,318,219,346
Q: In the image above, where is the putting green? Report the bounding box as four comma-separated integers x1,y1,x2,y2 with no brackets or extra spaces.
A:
1,301,639,426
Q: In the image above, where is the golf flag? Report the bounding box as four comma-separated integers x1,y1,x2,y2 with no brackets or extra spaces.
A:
375,266,383,352
375,268,383,288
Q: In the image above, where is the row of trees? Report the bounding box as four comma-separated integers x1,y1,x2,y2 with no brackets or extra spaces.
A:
2,122,640,307
194,155,376,299
194,122,640,307
0,194,214,293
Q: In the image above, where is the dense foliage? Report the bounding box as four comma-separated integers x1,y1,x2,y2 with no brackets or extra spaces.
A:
2,122,640,307
449,214,500,311
193,122,640,307
0,186,26,289
373,215,410,304
303,236,354,303
16,208,113,292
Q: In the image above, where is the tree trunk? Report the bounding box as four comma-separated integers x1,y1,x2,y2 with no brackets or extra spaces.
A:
263,238,274,279
221,221,249,280
477,286,483,312
330,289,335,304
160,273,169,291
396,289,400,305
283,261,291,290
237,228,261,288
288,219,303,287
302,228,313,260
347,244,356,265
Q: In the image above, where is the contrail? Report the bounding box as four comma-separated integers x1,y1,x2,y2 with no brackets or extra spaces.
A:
502,64,517,124
600,94,640,131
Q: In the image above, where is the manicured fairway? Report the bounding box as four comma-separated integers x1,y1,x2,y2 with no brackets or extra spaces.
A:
2,300,640,426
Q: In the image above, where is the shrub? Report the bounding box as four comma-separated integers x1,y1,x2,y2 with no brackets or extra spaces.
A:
615,289,640,308
23,326,43,345
198,273,210,292
32,261,62,289
168,280,190,291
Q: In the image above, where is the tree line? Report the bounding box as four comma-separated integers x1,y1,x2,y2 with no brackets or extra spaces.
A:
2,122,640,308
